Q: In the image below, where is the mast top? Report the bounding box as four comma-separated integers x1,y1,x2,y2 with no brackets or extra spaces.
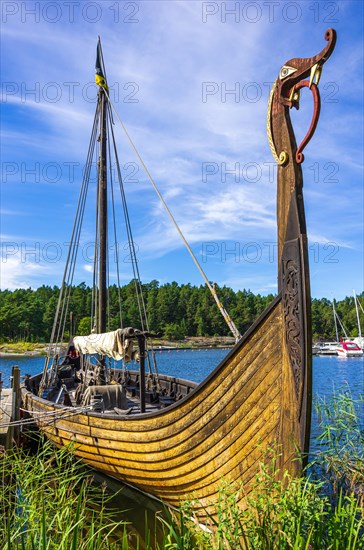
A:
95,38,109,92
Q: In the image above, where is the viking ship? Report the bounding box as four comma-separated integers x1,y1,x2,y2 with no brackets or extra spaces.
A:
22,30,337,519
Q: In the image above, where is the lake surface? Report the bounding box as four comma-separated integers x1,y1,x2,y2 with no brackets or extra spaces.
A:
0,348,231,387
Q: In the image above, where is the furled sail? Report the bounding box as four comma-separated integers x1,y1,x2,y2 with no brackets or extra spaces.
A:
73,327,135,361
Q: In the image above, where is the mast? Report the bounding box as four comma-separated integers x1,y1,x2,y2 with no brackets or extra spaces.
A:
98,87,108,334
353,289,362,342
95,37,109,335
333,299,339,342
95,38,109,385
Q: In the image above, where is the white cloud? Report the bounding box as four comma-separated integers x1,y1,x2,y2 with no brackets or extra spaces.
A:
0,257,47,290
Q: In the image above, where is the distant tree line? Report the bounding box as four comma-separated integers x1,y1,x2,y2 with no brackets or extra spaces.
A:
0,282,362,342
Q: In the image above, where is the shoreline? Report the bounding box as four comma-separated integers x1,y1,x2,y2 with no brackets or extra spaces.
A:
0,352,47,357
0,345,232,358
0,337,235,357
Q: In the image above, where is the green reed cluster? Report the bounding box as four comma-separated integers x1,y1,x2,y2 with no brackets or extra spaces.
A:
311,389,364,508
0,440,129,549
165,468,362,549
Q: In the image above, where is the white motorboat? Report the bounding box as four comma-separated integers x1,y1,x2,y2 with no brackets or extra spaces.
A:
317,342,338,355
336,340,363,357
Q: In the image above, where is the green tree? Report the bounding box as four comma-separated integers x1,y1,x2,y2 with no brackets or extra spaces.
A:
77,317,92,336
1,283,362,342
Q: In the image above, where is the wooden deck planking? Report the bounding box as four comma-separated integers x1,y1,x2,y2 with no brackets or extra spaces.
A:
0,389,13,441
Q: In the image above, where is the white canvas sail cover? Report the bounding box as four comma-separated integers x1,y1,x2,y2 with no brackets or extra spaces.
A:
73,327,135,361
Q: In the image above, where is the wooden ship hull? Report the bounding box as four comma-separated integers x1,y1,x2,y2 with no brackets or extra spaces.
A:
22,30,336,519
23,298,292,514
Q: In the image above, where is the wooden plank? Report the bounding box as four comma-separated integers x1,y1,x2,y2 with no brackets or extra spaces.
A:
0,389,12,437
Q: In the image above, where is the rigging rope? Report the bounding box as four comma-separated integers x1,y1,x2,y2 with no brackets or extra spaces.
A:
105,92,241,342
332,301,344,339
56,103,100,348
39,66,242,397
107,116,124,330
108,112,145,331
334,310,348,338
0,405,93,430
39,103,101,395
354,292,364,315
107,106,156,373
92,152,100,333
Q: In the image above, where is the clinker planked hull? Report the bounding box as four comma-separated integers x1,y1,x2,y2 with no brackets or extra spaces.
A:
22,295,303,517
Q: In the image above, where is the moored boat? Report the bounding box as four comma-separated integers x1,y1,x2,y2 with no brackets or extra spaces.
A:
317,342,338,356
336,340,363,357
351,337,364,351
331,292,364,356
22,30,337,520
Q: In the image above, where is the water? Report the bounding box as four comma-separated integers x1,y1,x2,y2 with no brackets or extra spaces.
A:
310,354,364,457
1,355,48,387
1,350,363,442
0,348,230,387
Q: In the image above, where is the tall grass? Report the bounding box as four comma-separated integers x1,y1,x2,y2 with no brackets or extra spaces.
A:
167,468,363,549
1,392,363,548
0,440,128,549
311,390,364,508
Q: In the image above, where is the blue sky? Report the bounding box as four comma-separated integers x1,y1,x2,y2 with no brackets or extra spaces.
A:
1,0,363,300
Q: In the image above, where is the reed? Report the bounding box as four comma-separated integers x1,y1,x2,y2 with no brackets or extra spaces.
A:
0,439,126,549
311,389,364,508
167,469,363,549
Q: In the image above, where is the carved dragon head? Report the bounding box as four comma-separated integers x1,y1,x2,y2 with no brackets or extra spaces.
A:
268,29,337,166
276,28,337,109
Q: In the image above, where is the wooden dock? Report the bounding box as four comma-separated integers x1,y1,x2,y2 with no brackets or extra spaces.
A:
0,388,13,446
0,367,20,448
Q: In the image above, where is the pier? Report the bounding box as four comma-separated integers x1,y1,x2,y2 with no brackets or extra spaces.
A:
0,367,21,449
